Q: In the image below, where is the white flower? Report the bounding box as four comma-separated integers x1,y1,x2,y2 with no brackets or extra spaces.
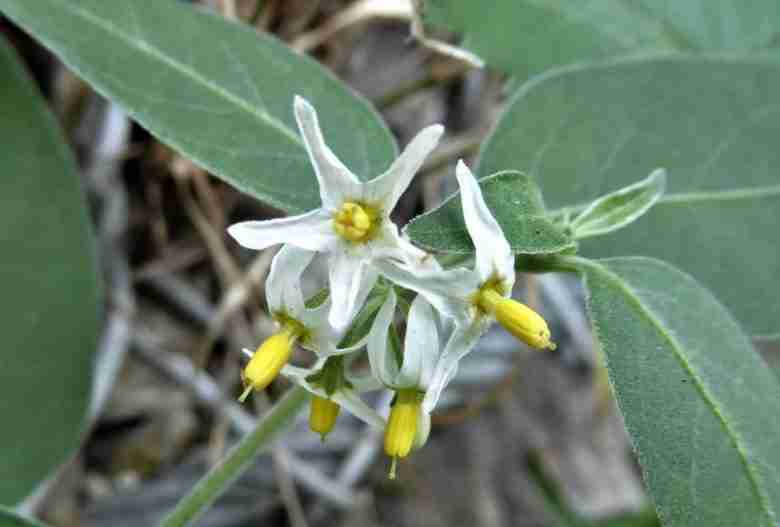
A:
368,290,441,394
368,291,445,465
374,160,555,411
228,96,444,331
239,245,361,401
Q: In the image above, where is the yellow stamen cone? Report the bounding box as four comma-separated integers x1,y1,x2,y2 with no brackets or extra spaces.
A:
239,325,299,402
332,201,379,242
478,288,556,350
309,396,340,441
384,390,421,478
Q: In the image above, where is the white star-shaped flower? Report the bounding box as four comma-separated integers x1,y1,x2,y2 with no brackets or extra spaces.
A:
239,245,362,402
228,96,444,331
367,290,442,464
374,160,555,411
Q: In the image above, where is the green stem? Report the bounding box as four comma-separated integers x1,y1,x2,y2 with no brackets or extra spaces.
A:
160,386,310,527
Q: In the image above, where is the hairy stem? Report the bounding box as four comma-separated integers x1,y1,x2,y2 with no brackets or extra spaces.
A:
160,386,310,527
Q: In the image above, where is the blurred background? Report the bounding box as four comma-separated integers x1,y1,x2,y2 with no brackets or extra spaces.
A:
3,1,777,526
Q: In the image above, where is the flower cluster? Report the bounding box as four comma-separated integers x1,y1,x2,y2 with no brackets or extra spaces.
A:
229,97,555,477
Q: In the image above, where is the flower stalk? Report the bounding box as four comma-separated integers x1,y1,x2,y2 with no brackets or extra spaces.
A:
160,386,310,527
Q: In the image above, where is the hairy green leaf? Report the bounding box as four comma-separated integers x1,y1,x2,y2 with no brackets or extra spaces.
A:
480,55,780,337
405,170,574,254
0,40,99,504
578,257,780,527
570,168,666,240
0,508,48,527
423,1,780,76
0,0,396,214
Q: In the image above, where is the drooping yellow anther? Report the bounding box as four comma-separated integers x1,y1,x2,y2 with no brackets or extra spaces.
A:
239,324,301,402
384,390,422,479
333,201,378,242
478,288,556,351
309,396,341,441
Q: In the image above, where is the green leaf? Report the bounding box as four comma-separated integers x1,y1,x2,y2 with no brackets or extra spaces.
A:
0,508,48,527
405,170,575,254
569,168,666,240
576,256,780,527
423,1,780,77
338,287,388,349
0,0,396,214
479,55,780,338
0,40,99,504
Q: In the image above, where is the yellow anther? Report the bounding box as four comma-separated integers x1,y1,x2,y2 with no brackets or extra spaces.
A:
239,324,301,402
332,201,379,242
309,396,341,441
477,288,556,351
384,390,422,478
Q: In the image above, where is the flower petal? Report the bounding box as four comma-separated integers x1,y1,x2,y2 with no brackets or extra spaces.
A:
364,124,444,210
228,209,336,252
371,221,435,269
265,245,316,316
413,408,432,450
398,295,439,389
327,252,379,331
282,361,385,429
455,160,515,287
293,96,361,209
343,352,384,392
348,372,384,393
299,303,344,356
367,289,399,386
422,327,481,413
331,389,386,430
373,259,479,326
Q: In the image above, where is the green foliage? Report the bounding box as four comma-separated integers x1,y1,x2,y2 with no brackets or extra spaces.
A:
423,0,780,76
0,40,99,505
338,285,390,349
578,257,780,527
0,508,48,527
480,55,780,337
0,0,396,214
569,169,666,240
406,171,574,255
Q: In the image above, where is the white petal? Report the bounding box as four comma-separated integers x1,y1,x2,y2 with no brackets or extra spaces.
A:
397,295,439,388
370,222,435,270
363,124,444,210
367,289,399,386
413,409,432,450
422,327,481,413
348,372,384,393
282,360,385,429
266,245,316,315
455,160,515,286
327,253,378,331
281,357,327,387
343,352,384,392
373,259,478,326
331,389,386,429
293,96,361,208
228,209,337,252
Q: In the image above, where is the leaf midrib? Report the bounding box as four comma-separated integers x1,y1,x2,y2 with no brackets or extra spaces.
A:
54,0,303,148
581,257,775,524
